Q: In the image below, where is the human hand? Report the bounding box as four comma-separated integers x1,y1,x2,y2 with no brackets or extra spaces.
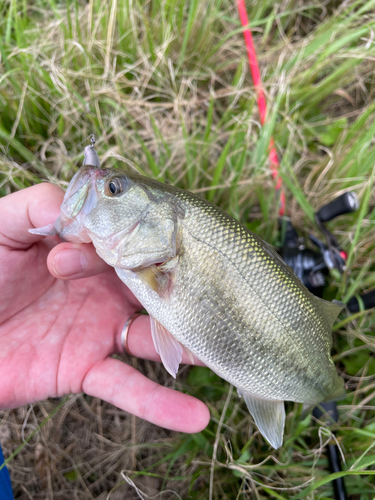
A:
0,184,209,432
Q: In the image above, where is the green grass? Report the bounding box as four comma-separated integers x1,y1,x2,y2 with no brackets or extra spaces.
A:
1,0,375,498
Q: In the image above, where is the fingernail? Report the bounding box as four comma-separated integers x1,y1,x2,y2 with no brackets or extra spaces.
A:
54,249,88,277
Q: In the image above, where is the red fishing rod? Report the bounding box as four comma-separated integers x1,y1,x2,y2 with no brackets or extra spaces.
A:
236,0,285,216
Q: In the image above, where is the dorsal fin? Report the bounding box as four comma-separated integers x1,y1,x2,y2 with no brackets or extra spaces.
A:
315,297,345,330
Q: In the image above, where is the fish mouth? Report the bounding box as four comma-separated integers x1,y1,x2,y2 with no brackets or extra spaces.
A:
60,166,106,219
55,166,107,242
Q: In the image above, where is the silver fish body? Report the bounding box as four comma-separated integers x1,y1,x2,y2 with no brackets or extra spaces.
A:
30,157,345,449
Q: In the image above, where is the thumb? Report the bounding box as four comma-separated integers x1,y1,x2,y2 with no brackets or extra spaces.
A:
0,183,64,249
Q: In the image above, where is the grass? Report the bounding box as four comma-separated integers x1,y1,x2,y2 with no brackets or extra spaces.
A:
1,0,375,497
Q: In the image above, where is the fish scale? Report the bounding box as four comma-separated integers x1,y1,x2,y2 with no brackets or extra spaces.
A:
31,156,345,449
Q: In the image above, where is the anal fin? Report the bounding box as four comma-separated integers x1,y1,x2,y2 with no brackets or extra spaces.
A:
150,316,183,378
242,393,285,449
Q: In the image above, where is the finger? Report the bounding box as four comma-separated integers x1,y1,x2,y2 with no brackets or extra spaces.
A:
0,183,64,249
116,314,204,366
47,242,112,279
82,357,210,433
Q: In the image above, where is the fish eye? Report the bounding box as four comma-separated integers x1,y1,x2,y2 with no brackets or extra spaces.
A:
106,178,123,196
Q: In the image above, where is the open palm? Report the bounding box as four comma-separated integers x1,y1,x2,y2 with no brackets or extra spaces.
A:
0,184,209,433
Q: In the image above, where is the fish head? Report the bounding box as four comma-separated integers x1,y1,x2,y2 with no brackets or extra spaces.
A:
29,141,180,269
37,163,179,270
58,164,160,265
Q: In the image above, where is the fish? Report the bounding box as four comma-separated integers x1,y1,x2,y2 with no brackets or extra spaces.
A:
30,145,345,449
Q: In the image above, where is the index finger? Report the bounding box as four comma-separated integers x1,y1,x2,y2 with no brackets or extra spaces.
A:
0,183,64,249
82,357,210,433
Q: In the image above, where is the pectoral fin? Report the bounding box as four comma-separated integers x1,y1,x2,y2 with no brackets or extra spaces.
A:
135,265,170,296
150,316,183,378
134,257,178,297
242,393,285,449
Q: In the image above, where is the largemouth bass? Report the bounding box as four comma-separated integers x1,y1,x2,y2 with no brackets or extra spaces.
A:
30,145,345,449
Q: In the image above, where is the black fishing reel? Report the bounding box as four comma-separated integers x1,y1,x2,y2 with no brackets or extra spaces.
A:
281,191,375,310
280,192,369,308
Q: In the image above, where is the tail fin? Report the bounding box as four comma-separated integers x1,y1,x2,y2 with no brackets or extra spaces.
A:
314,297,345,402
323,376,346,403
